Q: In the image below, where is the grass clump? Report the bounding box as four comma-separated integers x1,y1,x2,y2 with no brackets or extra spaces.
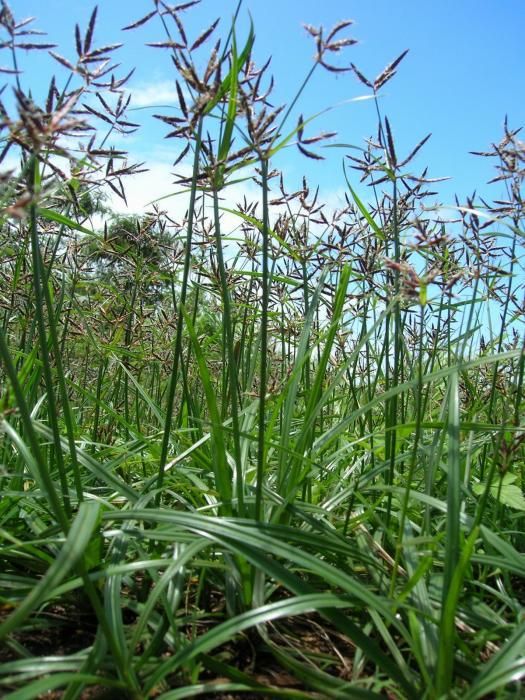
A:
0,1,524,698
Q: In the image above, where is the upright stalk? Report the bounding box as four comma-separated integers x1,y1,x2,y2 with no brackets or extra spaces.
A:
157,117,203,503
255,157,270,521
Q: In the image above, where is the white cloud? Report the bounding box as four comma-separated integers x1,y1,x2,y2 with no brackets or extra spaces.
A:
1,153,21,174
127,81,180,108
103,156,263,225
103,157,352,249
104,160,190,219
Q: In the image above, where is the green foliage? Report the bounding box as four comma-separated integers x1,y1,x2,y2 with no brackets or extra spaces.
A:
0,1,523,698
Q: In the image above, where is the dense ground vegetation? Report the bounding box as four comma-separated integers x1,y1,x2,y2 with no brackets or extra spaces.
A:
0,1,524,697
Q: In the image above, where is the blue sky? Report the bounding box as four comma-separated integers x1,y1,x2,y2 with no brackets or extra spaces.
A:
5,0,525,215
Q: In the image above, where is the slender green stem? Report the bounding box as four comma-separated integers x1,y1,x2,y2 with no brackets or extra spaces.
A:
255,157,270,521
211,186,244,516
157,117,203,502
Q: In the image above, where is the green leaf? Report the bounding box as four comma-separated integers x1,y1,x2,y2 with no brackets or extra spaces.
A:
2,673,126,700
472,473,525,510
106,509,417,697
203,20,254,117
181,305,232,512
346,184,385,241
495,483,525,510
465,620,525,700
0,502,101,642
37,207,98,236
84,526,104,571
435,526,479,698
144,593,372,693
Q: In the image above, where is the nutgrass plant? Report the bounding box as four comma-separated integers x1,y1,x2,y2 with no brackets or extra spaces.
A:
0,1,524,698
